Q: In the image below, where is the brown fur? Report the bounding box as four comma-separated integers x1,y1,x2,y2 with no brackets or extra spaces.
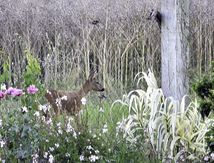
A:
45,72,104,116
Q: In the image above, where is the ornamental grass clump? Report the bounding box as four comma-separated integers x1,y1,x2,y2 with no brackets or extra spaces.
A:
114,70,213,162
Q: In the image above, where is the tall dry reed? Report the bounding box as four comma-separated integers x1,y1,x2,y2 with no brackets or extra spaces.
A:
0,0,213,97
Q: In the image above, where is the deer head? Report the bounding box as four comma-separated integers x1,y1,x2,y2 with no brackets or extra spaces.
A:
86,71,105,92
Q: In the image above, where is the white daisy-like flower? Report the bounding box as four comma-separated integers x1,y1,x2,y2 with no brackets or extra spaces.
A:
65,153,70,157
39,104,50,113
81,97,87,105
0,83,6,90
32,153,39,163
102,124,108,133
48,154,54,163
58,129,63,135
99,107,104,113
95,150,99,154
34,111,40,117
44,152,48,158
86,145,93,150
89,155,99,162
0,140,6,148
93,134,97,138
204,156,209,161
22,106,28,113
79,155,84,161
55,143,59,148
49,147,54,152
32,153,39,158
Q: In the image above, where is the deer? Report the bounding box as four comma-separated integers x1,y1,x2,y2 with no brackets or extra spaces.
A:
45,71,105,128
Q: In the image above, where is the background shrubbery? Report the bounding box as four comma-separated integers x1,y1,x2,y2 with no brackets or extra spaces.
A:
0,0,213,96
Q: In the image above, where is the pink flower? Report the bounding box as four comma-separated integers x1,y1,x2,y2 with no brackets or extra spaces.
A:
6,87,23,96
27,85,39,94
0,91,5,99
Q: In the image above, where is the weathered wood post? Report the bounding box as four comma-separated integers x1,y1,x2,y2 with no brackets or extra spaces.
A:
161,0,190,100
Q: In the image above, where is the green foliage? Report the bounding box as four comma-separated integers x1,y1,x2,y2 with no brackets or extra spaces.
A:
192,61,214,119
192,61,214,152
21,50,45,110
23,49,42,87
0,61,11,84
0,107,106,162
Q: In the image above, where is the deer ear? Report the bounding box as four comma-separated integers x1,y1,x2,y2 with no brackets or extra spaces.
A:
88,70,97,80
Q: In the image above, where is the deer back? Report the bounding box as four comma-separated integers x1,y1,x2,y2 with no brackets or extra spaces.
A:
45,90,82,115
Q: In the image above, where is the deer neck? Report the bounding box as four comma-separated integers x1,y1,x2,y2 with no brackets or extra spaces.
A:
78,81,91,98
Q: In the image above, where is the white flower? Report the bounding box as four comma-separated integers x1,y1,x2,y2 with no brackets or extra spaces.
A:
44,152,48,158
73,131,77,139
99,107,104,113
0,119,2,127
93,134,97,138
65,153,70,157
55,143,59,148
32,153,39,163
204,156,210,161
32,153,39,158
46,118,53,125
61,95,67,101
48,154,54,163
22,106,28,113
57,122,61,127
39,104,50,113
89,155,99,162
211,153,214,160
86,145,93,150
102,124,108,133
95,150,99,154
55,98,62,107
34,111,40,117
0,140,6,148
58,129,63,134
81,97,87,105
49,147,54,152
79,155,84,161
0,83,6,90
102,128,108,133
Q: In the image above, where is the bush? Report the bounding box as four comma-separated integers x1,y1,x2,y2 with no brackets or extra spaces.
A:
192,62,214,119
